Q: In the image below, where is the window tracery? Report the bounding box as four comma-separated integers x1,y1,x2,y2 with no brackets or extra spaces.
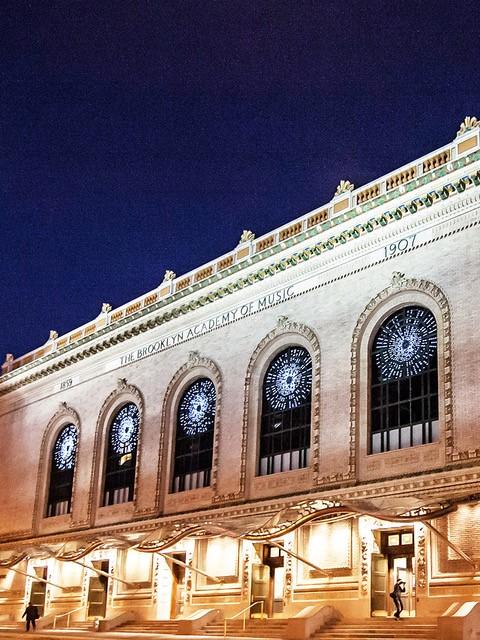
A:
370,306,438,453
172,378,216,492
47,424,78,516
259,346,312,475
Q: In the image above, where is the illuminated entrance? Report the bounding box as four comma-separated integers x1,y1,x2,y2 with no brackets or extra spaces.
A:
251,543,286,618
371,529,415,617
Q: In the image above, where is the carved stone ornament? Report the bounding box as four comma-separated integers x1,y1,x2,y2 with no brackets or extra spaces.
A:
276,315,290,329
188,350,201,366
456,116,479,137
117,377,128,390
48,330,58,341
3,353,14,365
162,269,176,282
391,271,406,288
101,302,112,314
239,229,255,243
335,179,355,196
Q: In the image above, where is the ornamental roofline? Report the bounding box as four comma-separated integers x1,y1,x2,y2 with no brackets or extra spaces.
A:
1,118,480,383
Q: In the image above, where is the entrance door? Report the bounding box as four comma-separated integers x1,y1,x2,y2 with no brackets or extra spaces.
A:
251,544,285,618
87,560,109,618
370,554,388,616
169,553,186,619
371,529,415,617
391,556,415,617
30,568,47,617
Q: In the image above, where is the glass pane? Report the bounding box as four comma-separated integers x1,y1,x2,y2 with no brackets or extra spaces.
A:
431,420,439,442
389,429,399,451
412,423,423,445
401,533,413,545
388,534,400,546
273,454,282,473
400,426,411,448
372,432,382,453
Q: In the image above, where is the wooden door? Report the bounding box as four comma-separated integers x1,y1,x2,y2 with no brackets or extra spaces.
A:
169,553,186,619
370,553,388,616
87,560,109,618
30,571,47,618
251,564,269,618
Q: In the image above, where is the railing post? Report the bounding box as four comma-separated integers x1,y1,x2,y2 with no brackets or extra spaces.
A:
261,601,264,621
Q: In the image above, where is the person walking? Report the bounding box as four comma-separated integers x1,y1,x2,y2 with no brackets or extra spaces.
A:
22,602,39,631
390,578,406,619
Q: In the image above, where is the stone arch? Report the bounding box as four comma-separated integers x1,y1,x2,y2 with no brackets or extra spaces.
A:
87,379,145,521
32,403,81,531
156,352,223,505
350,273,453,478
236,317,321,499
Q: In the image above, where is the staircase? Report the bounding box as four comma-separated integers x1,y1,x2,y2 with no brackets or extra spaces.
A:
313,617,438,640
202,618,289,638
118,619,180,634
49,620,94,631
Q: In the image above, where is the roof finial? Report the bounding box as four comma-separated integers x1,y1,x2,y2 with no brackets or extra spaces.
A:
457,116,479,137
335,180,354,196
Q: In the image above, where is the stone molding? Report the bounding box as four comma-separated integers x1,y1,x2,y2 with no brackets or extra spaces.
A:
1,181,479,397
3,465,480,548
229,319,321,502
32,402,81,534
350,276,453,478
156,354,223,508
87,380,145,523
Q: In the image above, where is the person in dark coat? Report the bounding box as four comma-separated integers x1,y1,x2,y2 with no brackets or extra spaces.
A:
22,602,39,631
390,578,406,619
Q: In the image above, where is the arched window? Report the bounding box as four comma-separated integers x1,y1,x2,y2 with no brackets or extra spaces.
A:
172,378,216,493
47,424,78,517
370,306,438,453
259,346,312,475
103,403,139,505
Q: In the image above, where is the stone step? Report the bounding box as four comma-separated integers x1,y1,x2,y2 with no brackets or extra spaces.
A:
313,619,437,640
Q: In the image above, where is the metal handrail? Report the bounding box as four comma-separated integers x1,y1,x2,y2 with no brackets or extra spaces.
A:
224,601,265,637
52,605,86,629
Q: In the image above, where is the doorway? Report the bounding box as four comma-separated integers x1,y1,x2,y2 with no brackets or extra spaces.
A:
251,544,285,618
169,553,186,619
370,529,415,617
29,567,47,617
87,560,109,619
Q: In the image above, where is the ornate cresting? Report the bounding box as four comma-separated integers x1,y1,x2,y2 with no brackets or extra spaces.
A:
335,179,355,196
457,116,479,137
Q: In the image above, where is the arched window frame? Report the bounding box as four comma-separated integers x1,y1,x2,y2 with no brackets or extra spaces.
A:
89,380,144,518
159,353,222,502
33,403,81,529
242,319,321,497
351,277,453,478
102,401,140,506
259,345,313,475
46,423,79,516
172,377,217,493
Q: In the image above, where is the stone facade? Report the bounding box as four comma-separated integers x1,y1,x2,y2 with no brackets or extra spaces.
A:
0,119,480,623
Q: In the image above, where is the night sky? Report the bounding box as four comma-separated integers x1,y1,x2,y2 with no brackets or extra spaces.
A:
1,1,479,359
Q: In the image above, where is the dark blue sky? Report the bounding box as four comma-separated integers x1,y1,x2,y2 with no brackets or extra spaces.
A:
1,1,479,358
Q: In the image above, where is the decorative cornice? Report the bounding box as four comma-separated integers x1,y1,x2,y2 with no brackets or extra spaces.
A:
1,163,479,396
